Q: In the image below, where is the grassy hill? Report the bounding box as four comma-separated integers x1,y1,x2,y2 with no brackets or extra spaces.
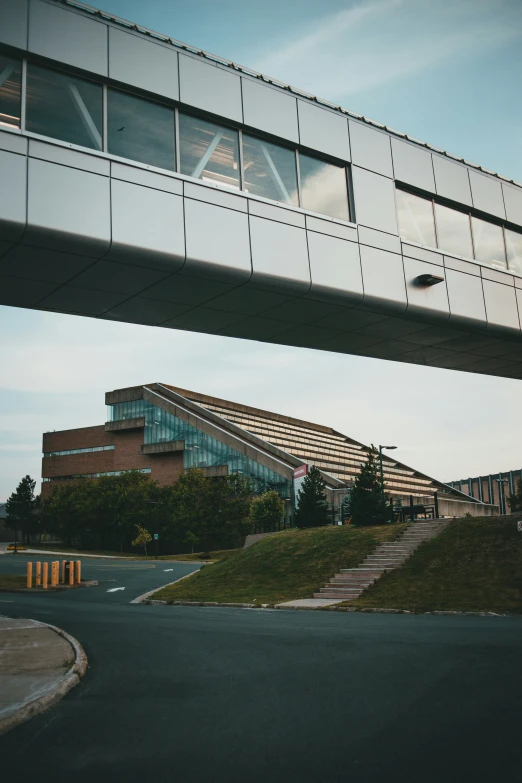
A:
346,515,522,614
153,524,406,606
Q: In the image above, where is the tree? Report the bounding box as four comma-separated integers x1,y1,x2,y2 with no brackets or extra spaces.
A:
132,524,152,556
507,478,522,512
294,466,328,528
207,473,253,545
6,476,38,543
347,446,389,526
250,490,285,532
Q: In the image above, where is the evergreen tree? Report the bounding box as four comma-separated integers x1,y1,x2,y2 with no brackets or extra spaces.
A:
6,475,37,542
294,466,328,528
347,446,389,526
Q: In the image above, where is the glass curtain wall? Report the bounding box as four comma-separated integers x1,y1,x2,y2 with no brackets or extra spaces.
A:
299,154,349,221
107,89,175,170
0,54,21,129
397,188,522,276
179,113,240,189
108,400,292,497
242,134,298,205
26,64,103,150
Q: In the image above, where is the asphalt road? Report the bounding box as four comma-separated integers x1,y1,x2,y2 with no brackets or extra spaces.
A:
0,553,521,783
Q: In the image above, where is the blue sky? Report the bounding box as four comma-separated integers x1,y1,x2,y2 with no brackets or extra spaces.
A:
1,0,522,500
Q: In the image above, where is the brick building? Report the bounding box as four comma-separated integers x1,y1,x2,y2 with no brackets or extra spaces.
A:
41,383,496,519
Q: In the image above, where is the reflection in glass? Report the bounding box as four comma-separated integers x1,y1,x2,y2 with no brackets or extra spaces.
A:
108,90,175,170
299,154,349,221
26,64,102,150
242,135,298,205
179,113,239,189
505,229,522,276
396,189,436,246
471,217,506,268
0,55,21,129
434,203,473,259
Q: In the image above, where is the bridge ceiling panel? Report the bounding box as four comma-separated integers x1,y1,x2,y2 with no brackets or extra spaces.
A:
143,274,234,308
37,285,128,316
0,0,28,49
391,139,435,193
297,101,350,161
107,179,185,272
241,79,298,144
70,259,169,297
432,156,472,206
104,297,191,327
0,244,93,284
0,150,26,243
0,275,56,307
179,55,242,124
404,256,450,321
348,121,393,179
359,246,407,313
25,159,110,256
248,216,310,294
306,230,363,305
108,28,179,101
351,166,398,235
469,170,506,220
183,198,252,283
29,1,108,76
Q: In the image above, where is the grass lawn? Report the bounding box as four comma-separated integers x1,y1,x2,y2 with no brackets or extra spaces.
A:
153,524,407,606
0,574,27,591
26,545,237,562
344,515,522,614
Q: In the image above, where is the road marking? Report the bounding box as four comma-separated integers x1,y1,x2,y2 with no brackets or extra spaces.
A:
106,587,126,592
163,568,174,572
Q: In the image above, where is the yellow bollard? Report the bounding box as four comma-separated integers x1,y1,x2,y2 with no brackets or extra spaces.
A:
52,561,58,587
36,561,41,587
76,561,81,584
68,561,74,586
43,562,48,589
27,562,32,589
61,560,66,584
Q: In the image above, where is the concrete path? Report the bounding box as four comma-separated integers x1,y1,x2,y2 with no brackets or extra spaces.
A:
0,616,87,735
275,597,343,609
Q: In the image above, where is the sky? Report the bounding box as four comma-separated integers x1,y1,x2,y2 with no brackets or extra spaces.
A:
2,0,522,500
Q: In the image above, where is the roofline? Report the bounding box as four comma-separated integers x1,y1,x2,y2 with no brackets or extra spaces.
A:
54,0,522,190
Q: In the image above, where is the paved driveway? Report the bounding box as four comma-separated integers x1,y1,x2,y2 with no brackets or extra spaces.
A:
0,554,520,782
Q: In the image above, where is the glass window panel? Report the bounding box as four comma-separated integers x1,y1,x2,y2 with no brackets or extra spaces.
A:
505,228,522,276
26,64,102,150
0,55,21,129
471,217,506,268
434,203,473,258
179,113,239,189
396,189,436,247
107,89,175,170
299,154,349,221
242,134,298,205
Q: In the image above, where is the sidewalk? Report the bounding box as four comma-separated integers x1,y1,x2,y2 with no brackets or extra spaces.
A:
0,616,87,735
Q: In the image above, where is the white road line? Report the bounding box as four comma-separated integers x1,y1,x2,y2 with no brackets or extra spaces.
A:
106,587,126,592
163,569,174,572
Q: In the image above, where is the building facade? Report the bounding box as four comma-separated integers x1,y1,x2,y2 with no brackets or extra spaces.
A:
1,1,522,379
447,470,522,515
41,383,497,519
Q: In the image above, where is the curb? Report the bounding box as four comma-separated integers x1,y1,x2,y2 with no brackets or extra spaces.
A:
1,581,99,595
130,571,198,604
322,606,510,616
0,619,88,736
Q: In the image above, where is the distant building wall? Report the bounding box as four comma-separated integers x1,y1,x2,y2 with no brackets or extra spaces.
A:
447,470,522,515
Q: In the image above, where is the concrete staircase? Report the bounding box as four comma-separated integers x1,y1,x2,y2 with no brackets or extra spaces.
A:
314,520,450,601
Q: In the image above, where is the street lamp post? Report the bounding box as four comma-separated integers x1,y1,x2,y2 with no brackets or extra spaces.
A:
379,445,397,520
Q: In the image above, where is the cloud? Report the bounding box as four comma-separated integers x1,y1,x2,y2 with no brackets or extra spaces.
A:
252,0,522,100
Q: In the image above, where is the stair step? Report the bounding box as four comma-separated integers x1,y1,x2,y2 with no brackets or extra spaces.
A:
314,593,358,600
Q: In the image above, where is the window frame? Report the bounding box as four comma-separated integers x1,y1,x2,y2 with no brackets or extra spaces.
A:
396,185,522,277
